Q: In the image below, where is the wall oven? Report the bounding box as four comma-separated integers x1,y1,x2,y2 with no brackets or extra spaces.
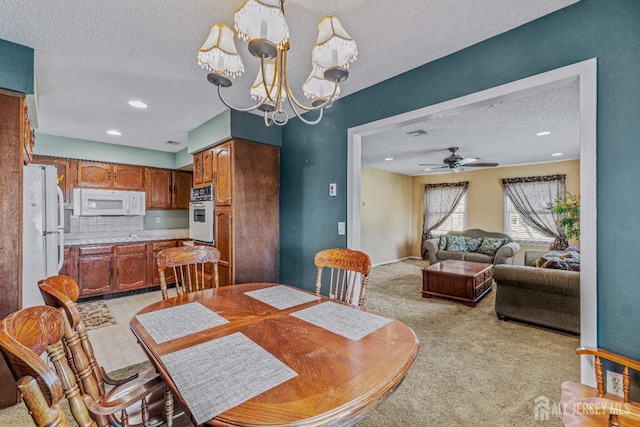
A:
189,185,215,243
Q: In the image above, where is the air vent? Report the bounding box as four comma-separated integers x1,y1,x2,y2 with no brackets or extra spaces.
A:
406,129,427,137
166,140,181,145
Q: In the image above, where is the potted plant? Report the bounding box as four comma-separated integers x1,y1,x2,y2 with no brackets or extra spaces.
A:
548,193,580,241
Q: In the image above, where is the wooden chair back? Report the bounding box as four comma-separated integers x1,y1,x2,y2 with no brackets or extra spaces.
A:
156,245,221,300
0,305,95,427
561,347,640,426
314,248,371,307
38,275,176,427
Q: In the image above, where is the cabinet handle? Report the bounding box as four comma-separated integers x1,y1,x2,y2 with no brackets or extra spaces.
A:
114,171,117,182
214,171,217,184
173,185,177,194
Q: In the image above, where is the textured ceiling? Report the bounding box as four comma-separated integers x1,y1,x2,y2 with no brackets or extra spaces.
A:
0,0,579,153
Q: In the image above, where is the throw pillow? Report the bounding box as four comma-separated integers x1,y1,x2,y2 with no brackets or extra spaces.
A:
446,235,467,252
438,234,448,251
477,237,508,256
464,237,483,252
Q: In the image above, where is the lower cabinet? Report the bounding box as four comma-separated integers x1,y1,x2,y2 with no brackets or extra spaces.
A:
78,246,113,297
70,239,182,298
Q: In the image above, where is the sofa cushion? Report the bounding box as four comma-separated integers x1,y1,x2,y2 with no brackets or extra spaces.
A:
437,250,466,261
438,234,448,250
477,237,508,256
446,235,467,252
464,252,494,263
464,237,483,252
533,250,581,271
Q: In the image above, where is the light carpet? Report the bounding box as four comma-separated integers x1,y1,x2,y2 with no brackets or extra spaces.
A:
0,259,579,426
77,300,117,330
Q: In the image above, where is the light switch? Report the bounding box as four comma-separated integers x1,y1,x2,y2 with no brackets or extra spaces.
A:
338,221,346,235
329,183,337,197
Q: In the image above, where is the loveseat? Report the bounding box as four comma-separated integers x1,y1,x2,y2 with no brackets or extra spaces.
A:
423,229,521,265
493,249,580,334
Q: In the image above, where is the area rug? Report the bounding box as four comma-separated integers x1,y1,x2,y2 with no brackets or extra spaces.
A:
77,300,117,330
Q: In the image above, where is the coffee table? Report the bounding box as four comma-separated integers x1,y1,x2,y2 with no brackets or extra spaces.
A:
421,259,493,307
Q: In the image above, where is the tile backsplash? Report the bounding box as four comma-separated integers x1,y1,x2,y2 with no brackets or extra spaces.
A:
69,215,144,233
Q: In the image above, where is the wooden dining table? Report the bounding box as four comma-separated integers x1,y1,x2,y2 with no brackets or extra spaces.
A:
129,282,419,427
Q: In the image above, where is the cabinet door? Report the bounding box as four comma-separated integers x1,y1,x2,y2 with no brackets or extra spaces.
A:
150,240,178,285
115,251,147,291
78,161,113,188
60,247,77,282
193,152,203,185
214,143,232,205
202,148,214,184
215,206,233,286
172,171,192,209
78,255,113,297
113,165,144,190
145,168,172,209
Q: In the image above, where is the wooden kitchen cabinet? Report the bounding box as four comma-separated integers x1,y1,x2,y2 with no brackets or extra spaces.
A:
211,139,279,286
77,161,144,190
193,147,214,185
32,155,77,202
148,240,178,285
114,243,147,291
145,168,192,209
77,246,114,297
213,142,232,205
60,247,78,281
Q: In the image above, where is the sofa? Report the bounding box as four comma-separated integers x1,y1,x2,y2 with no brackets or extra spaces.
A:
423,229,521,265
493,249,580,334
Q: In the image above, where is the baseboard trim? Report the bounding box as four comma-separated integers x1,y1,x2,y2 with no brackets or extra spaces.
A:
372,256,422,268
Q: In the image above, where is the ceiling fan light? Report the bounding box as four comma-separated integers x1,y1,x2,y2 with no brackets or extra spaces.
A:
312,16,357,70
303,66,340,100
198,24,244,78
234,0,289,48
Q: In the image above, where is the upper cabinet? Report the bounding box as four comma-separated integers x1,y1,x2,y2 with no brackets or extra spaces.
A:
214,142,232,205
77,161,144,191
193,147,214,186
32,155,77,202
145,168,192,210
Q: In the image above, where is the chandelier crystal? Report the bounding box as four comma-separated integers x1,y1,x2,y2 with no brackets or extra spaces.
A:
197,0,357,126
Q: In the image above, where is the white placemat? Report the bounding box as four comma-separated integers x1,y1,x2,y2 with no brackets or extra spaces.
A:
244,285,320,310
135,302,228,344
291,301,393,341
161,332,298,425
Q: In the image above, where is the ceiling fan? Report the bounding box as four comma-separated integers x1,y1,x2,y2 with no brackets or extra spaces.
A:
419,147,499,172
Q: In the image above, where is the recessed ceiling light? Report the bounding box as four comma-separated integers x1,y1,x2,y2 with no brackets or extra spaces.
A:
536,131,552,136
128,100,148,109
552,152,563,157
385,157,394,161
107,130,122,136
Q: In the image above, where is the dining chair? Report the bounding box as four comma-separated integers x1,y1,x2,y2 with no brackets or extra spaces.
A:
561,347,640,426
38,275,177,427
156,245,221,300
0,305,171,427
314,248,371,307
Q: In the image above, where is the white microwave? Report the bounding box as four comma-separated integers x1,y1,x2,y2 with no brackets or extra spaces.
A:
72,188,146,216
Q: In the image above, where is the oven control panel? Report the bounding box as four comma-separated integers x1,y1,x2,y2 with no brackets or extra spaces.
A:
191,185,214,202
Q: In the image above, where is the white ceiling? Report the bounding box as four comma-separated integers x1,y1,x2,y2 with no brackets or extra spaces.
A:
0,0,579,154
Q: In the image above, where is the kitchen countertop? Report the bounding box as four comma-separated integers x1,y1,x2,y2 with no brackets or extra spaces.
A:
64,228,190,246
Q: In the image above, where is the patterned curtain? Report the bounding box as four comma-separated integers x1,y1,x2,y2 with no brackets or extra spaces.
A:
502,174,568,250
421,181,469,259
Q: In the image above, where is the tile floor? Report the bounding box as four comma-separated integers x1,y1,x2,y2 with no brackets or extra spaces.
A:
87,289,176,373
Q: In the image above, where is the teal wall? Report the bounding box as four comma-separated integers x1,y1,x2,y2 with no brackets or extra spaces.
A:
280,0,640,357
174,147,193,170
0,39,33,94
188,109,232,153
34,133,177,169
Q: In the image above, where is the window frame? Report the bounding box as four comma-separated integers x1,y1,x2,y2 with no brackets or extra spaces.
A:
504,194,554,246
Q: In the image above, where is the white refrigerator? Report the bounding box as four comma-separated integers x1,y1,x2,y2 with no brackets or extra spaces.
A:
22,164,65,308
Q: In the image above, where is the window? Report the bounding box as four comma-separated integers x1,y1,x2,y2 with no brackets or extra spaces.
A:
431,194,466,236
504,196,554,245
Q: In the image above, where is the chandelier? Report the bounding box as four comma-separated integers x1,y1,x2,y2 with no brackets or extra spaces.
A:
197,0,358,126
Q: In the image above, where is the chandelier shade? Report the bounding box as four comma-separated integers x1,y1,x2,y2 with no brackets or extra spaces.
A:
197,24,244,78
234,0,290,48
200,0,357,126
303,65,340,101
312,16,358,70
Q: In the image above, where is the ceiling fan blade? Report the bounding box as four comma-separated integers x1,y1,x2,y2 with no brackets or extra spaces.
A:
465,162,499,167
458,157,478,165
419,163,445,166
